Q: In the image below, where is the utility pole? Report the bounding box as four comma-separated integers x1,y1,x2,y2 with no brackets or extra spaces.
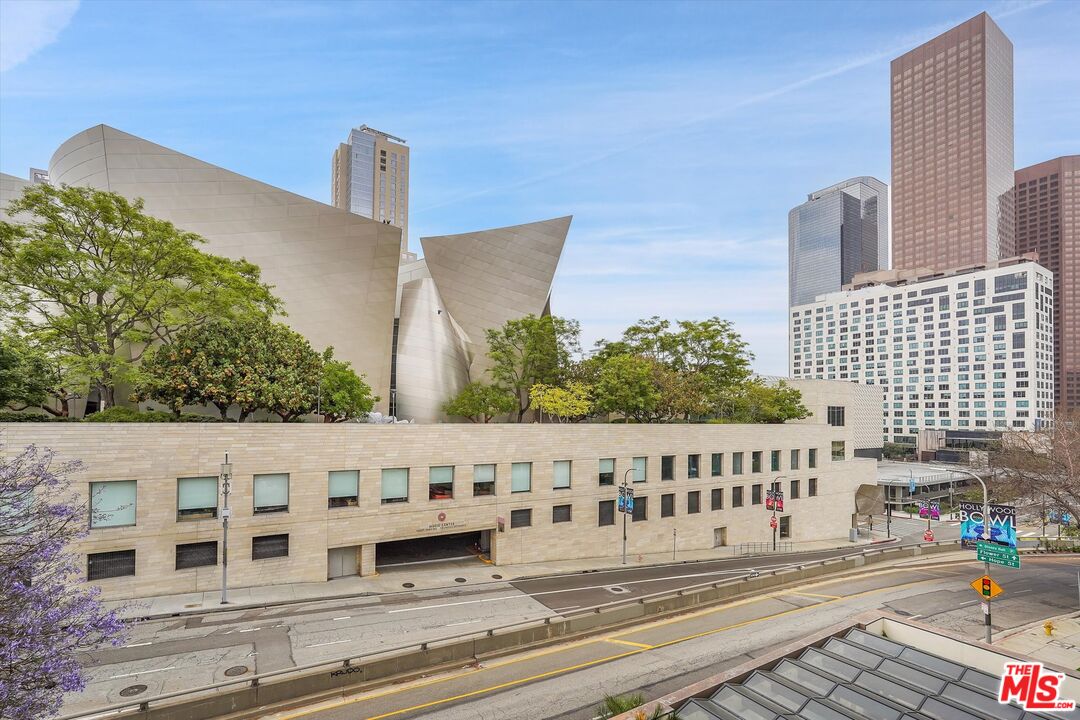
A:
886,484,892,539
621,468,633,565
220,453,232,605
672,527,677,561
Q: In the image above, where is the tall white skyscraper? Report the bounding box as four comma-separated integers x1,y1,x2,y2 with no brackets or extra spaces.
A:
332,125,409,252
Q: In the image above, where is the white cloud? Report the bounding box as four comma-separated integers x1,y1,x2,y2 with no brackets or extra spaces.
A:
0,0,79,72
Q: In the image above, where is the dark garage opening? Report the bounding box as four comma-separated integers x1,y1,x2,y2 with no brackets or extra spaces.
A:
376,530,485,567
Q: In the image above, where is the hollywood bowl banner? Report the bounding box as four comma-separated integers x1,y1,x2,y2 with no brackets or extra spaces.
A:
958,502,1017,548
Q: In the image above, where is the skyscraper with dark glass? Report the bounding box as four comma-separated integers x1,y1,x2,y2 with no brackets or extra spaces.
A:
788,176,889,307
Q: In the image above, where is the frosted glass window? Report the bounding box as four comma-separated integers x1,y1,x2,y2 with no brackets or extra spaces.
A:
381,468,409,503
328,470,359,508
511,462,532,493
429,466,454,500
90,481,136,528
177,476,217,520
553,461,571,489
598,458,615,486
253,473,289,514
474,464,496,496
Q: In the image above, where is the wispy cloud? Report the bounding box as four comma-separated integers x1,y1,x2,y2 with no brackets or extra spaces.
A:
0,0,79,72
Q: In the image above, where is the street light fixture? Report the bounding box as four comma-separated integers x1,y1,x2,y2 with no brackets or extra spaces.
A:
621,468,634,565
769,475,786,551
220,453,232,605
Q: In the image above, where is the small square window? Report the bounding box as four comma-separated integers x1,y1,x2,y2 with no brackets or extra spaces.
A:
552,504,572,523
329,470,359,508
711,488,724,510
553,460,572,489
809,478,818,497
429,466,454,500
733,452,744,475
752,451,762,473
511,462,532,493
732,486,744,507
474,464,496,496
381,468,409,504
711,453,723,476
176,541,217,570
687,491,700,514
661,493,675,517
254,473,289,514
790,480,800,499
632,496,648,522
599,458,615,486
831,441,846,461
752,484,763,505
510,508,532,528
87,549,135,580
632,457,647,483
808,449,818,469
661,455,675,480
687,454,700,479
598,500,615,526
252,534,289,560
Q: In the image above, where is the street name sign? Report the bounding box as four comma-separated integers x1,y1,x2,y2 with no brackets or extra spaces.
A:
977,541,1020,569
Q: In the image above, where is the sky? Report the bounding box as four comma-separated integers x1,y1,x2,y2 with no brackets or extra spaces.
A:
1,0,1077,375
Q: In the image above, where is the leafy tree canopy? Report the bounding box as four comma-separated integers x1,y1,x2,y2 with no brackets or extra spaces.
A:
320,357,377,422
485,314,580,421
530,381,592,422
0,333,51,410
0,184,280,408
443,381,517,423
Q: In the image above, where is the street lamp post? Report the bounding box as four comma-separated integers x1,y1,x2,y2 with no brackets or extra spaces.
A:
770,476,786,551
621,468,634,565
220,452,232,605
928,464,992,644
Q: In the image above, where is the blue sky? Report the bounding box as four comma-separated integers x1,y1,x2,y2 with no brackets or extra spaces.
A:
1,0,1077,374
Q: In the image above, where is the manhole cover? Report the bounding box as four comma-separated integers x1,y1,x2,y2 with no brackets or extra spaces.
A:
224,666,249,677
454,577,467,583
605,585,631,595
119,684,147,697
492,574,503,580
402,582,415,588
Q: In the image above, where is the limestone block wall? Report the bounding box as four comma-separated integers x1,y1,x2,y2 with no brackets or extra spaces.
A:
1,420,871,601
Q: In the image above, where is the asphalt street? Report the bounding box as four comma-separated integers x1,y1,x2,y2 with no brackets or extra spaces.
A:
259,556,1080,720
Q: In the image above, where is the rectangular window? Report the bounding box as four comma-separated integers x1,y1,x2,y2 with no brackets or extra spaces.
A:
511,462,532,493
474,464,496,496
732,486,744,507
827,406,846,426
733,452,744,475
790,480,800,499
553,460,571,489
711,488,724,510
752,484,763,505
711,453,723,477
770,450,780,472
661,455,675,480
632,496,648,522
790,449,800,470
598,500,615,527
380,468,409,503
831,441,846,461
661,493,675,518
328,470,359,508
632,456,647,483
687,491,700,514
90,480,137,528
87,549,135,581
510,508,532,528
599,458,615,486
687,454,700,479
808,449,817,469
253,473,289,514
429,466,454,500
176,541,217,570
809,478,818,497
752,452,762,473
252,534,289,560
552,504,572,523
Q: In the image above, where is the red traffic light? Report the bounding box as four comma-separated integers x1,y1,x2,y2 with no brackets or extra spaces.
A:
981,578,992,597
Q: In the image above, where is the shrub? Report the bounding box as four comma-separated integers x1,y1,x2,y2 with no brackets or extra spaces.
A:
0,410,76,422
82,407,173,422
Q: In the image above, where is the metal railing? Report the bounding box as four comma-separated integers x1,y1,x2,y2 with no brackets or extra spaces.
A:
736,541,794,555
56,539,963,720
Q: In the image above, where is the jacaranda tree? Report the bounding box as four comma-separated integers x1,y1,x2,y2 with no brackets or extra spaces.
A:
0,444,127,719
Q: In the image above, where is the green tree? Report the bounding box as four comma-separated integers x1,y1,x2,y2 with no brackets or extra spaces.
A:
136,317,322,422
530,381,592,422
716,378,810,424
443,382,517,423
592,354,660,422
0,184,280,409
319,357,377,422
0,333,50,411
485,314,580,422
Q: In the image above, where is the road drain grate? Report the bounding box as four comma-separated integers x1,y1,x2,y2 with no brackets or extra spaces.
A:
454,577,467,583
605,585,631,594
492,574,503,580
119,685,147,697
224,666,249,677
402,582,415,588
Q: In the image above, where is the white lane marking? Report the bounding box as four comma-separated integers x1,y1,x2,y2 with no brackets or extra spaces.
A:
123,641,152,648
306,639,349,648
109,666,175,679
445,619,481,627
237,627,260,633
333,616,351,621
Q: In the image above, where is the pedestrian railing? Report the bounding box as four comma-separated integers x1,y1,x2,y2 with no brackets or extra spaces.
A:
56,539,965,720
736,541,794,555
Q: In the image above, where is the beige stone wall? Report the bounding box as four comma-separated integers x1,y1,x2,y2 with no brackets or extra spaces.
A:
1,419,870,601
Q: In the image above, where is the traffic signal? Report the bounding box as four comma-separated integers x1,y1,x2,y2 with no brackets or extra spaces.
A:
981,577,992,598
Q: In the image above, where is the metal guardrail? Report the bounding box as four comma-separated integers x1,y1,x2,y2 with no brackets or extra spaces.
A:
56,539,961,720
736,541,794,555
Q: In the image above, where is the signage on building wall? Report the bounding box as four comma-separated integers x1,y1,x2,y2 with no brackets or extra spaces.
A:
416,511,466,534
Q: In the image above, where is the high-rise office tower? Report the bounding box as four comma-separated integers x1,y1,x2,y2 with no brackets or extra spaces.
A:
332,126,409,251
788,176,889,307
1015,155,1080,413
891,12,1014,272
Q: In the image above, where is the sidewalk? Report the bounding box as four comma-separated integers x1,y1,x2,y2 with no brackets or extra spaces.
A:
108,534,892,620
997,612,1080,670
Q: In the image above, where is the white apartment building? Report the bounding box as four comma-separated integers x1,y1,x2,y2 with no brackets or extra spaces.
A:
789,256,1054,445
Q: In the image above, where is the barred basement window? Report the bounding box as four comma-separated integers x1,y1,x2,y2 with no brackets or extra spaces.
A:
252,534,289,560
598,500,615,527
632,496,648,522
552,504,572,523
827,406,846,426
87,549,135,581
176,541,217,570
510,508,532,528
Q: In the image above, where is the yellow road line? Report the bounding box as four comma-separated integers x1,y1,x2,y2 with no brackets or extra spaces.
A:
275,571,954,720
604,638,654,649
790,590,843,600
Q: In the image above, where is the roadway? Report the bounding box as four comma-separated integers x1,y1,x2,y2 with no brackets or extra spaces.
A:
259,556,1080,720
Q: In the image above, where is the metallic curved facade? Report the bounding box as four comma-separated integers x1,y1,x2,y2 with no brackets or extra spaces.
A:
420,216,571,380
47,125,402,414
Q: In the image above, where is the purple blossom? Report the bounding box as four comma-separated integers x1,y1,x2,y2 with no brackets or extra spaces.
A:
1,444,128,719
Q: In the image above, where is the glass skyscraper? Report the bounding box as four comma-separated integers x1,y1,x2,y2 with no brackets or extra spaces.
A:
332,125,409,252
788,176,889,307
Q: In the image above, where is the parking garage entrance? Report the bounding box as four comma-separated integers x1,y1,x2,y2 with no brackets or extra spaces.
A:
375,530,489,568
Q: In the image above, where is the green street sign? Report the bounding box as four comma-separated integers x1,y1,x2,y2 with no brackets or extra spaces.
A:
977,541,1020,569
